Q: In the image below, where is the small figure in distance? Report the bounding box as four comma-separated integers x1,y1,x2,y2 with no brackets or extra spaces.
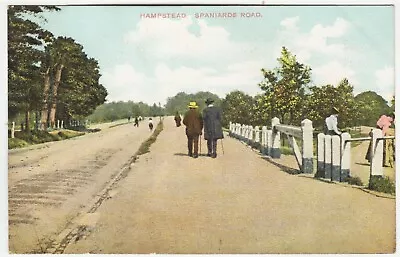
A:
148,118,153,131
174,111,182,127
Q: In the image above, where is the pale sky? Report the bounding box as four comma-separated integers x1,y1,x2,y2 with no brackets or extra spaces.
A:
33,4,396,105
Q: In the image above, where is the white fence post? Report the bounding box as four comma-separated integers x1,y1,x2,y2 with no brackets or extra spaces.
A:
370,129,384,176
261,126,267,154
340,133,351,181
61,120,64,129
317,133,325,176
242,125,246,140
240,124,245,141
11,122,15,139
301,119,314,174
255,126,260,144
57,120,60,129
267,129,273,156
235,123,238,137
271,117,281,158
331,135,341,181
248,125,254,144
324,135,332,179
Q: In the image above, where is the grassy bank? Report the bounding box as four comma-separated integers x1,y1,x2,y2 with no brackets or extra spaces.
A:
136,120,164,156
8,129,85,149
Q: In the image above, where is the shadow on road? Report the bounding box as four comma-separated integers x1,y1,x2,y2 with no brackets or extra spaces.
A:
174,153,210,157
355,162,370,167
260,156,302,175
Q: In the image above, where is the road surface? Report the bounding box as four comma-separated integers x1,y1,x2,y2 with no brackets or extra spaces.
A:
8,119,153,253
8,117,395,253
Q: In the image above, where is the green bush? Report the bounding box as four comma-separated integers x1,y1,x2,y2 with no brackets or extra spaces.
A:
368,175,395,195
343,176,363,186
57,130,84,139
15,130,60,144
8,138,29,149
280,146,294,156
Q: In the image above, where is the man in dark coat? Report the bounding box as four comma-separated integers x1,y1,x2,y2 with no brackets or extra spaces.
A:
203,98,224,158
183,102,203,158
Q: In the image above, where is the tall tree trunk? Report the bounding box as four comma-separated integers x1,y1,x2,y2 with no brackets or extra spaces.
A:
25,110,30,132
49,64,64,128
40,67,51,130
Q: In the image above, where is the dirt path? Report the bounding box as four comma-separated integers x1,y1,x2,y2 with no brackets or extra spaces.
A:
8,120,154,253
62,117,395,254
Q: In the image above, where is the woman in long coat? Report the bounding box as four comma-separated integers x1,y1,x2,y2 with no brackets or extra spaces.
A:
203,98,224,158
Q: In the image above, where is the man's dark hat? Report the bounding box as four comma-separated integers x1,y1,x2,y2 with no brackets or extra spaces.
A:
205,98,214,105
332,107,339,114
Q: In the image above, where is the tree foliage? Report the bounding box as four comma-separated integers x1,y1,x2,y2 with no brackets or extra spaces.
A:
8,6,108,131
259,46,311,125
354,91,391,127
304,79,358,129
8,5,60,129
221,91,255,127
164,91,221,115
87,101,158,123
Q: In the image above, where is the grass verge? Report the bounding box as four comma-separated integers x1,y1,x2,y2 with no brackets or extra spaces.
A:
343,176,363,186
368,175,395,195
136,120,164,156
8,130,85,149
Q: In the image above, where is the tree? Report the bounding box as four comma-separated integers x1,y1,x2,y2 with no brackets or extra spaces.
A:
221,91,255,127
303,78,358,130
8,5,59,130
87,101,155,123
252,94,272,127
42,36,90,128
165,91,221,115
56,57,107,123
259,46,311,125
354,91,391,127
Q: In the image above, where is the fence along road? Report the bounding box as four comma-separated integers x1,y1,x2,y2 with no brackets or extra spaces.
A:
61,117,395,254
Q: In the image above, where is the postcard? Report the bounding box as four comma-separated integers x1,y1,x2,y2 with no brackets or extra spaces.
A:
4,1,397,254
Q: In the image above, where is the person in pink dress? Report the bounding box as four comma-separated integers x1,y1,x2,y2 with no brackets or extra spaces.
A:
365,113,395,166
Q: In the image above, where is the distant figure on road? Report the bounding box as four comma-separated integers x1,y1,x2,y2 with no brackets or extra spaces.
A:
203,98,224,158
365,112,395,166
325,107,342,136
128,116,131,123
134,117,139,127
183,102,203,158
174,112,182,127
148,118,153,131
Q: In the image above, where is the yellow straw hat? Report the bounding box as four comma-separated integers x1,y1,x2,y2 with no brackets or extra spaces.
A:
188,101,198,108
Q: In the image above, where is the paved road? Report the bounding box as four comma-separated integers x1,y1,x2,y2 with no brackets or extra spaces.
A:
59,117,395,254
8,119,153,253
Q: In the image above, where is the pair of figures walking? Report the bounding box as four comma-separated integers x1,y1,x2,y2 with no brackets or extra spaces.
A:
182,98,223,158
